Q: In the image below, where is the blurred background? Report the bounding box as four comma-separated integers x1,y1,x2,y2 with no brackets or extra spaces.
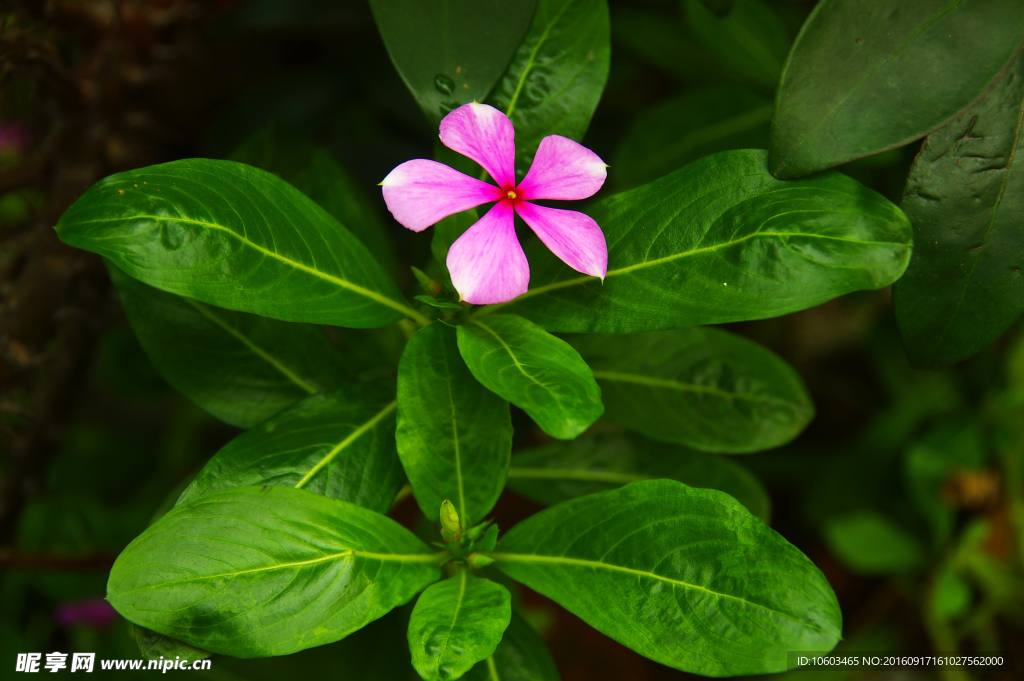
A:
0,0,1021,679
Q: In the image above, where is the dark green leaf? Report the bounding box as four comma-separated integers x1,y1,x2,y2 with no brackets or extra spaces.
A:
56,159,427,328
108,261,348,428
462,613,560,681
397,322,512,526
485,150,912,333
230,127,398,278
569,327,813,452
823,511,927,574
611,9,719,85
893,56,1024,367
487,0,611,177
491,480,841,675
370,0,536,124
684,0,790,91
456,315,603,439
107,486,442,657
408,571,511,681
177,384,404,514
508,433,771,522
134,626,210,662
612,86,773,190
415,295,466,311
769,0,1024,178
694,0,734,18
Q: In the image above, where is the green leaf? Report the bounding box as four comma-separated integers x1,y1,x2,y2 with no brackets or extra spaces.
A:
490,480,840,676
893,55,1024,367
569,327,813,452
55,159,428,328
823,510,927,574
134,626,210,663
508,433,771,522
370,0,536,125
415,295,466,311
694,0,734,18
177,384,404,514
612,86,773,190
611,8,720,85
408,571,512,681
462,613,560,681
229,127,399,278
397,322,512,526
108,261,348,428
107,486,442,657
486,149,912,333
684,0,790,91
769,0,1024,178
487,0,611,177
456,315,603,439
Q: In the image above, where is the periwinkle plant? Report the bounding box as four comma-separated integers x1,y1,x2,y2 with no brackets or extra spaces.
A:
51,0,1024,678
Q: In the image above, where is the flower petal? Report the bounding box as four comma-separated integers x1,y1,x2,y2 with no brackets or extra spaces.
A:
515,201,607,279
516,135,607,201
439,102,516,189
381,159,503,232
447,200,528,304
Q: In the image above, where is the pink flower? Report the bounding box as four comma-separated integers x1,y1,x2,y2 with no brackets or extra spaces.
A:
381,103,608,304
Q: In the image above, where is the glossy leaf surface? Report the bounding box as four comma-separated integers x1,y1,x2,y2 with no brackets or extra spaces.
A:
397,322,512,526
177,384,403,514
56,159,425,328
769,0,1024,178
371,0,536,125
684,0,790,91
508,433,771,522
107,486,441,657
491,480,841,675
456,315,603,439
893,56,1024,368
109,262,347,428
570,328,813,452
612,86,773,190
230,127,398,277
408,571,511,681
462,613,559,681
489,150,912,333
487,0,611,177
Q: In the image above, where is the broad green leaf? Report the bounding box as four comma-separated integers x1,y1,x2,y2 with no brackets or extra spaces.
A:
508,433,771,522
684,0,790,91
397,322,512,526
487,0,611,177
694,0,733,18
569,328,813,452
462,613,559,681
134,626,210,662
370,0,536,125
490,480,841,676
612,86,773,190
230,127,398,278
107,486,442,657
56,159,428,328
456,315,603,439
408,571,512,681
484,150,912,333
611,9,720,85
823,510,927,574
108,261,348,428
769,0,1024,178
177,384,404,514
893,56,1024,367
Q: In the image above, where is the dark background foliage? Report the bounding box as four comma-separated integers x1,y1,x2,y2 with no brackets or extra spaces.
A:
0,0,1020,679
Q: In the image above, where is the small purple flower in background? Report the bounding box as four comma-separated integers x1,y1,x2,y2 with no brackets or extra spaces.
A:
381,102,608,304
0,121,31,160
55,597,119,630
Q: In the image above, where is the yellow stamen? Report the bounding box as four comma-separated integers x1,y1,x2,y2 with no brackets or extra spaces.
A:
507,190,517,200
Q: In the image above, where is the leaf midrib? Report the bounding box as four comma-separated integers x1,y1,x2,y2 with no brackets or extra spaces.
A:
503,0,578,121
507,467,647,484
589,369,805,411
294,400,397,489
435,569,469,674
74,214,428,325
488,551,806,622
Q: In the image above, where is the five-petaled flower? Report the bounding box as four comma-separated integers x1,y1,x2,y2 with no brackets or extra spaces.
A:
381,102,608,304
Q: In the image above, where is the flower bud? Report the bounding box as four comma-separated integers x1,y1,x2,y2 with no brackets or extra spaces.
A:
440,500,462,539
